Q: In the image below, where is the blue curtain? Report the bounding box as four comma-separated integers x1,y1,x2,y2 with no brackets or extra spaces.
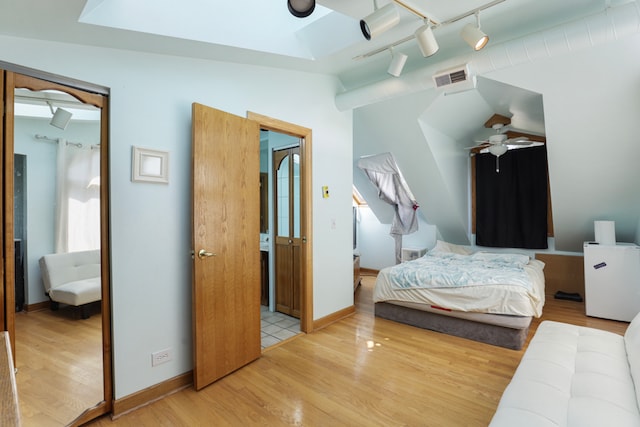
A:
475,145,548,249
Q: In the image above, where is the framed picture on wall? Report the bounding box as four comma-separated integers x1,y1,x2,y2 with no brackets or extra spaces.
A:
131,146,169,184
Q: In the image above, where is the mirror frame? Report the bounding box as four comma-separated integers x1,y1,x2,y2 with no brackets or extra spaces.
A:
1,63,112,425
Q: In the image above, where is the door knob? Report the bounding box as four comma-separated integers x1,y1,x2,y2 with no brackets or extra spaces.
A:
198,249,216,259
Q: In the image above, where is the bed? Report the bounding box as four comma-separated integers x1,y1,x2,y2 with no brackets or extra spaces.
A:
373,241,545,350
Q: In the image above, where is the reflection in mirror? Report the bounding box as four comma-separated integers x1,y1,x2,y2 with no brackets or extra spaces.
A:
13,88,103,425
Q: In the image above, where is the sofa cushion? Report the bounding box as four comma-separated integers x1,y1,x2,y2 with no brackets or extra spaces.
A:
40,250,100,293
625,312,640,411
48,277,101,306
490,320,640,427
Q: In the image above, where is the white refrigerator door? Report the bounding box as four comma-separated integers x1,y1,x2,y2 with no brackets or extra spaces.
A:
584,243,640,322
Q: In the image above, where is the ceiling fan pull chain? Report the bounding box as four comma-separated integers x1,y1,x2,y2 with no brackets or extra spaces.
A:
496,155,500,173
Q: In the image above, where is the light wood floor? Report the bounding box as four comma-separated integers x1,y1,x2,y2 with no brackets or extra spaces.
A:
82,273,628,426
14,303,103,427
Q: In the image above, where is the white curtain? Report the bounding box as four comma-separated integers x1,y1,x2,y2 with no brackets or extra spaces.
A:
357,152,419,264
54,139,101,253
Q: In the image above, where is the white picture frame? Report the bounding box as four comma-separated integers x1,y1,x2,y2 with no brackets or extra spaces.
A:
131,146,169,184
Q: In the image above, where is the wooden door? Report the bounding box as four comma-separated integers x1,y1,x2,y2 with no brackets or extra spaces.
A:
191,103,261,390
273,147,301,318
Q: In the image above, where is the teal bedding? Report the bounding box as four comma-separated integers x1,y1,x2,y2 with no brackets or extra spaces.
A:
388,252,532,291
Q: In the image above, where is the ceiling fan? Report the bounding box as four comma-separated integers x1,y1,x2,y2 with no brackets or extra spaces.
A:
468,123,542,173
468,123,534,156
467,114,545,172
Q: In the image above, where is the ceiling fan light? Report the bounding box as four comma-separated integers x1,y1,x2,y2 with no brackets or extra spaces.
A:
415,24,439,57
360,3,400,40
288,0,315,18
489,144,508,157
461,23,489,51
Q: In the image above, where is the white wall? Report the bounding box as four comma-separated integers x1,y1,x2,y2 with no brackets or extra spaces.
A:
0,35,353,399
356,206,436,270
14,117,100,305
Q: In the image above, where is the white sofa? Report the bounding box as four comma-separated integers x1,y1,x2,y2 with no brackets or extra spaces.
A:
490,315,640,427
39,249,101,319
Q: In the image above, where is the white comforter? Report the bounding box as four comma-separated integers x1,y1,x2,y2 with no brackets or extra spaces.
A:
374,252,545,317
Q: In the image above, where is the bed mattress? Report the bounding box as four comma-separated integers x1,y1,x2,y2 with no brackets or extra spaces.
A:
373,258,545,317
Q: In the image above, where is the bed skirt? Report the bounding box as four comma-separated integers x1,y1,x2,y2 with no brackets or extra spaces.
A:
374,302,532,350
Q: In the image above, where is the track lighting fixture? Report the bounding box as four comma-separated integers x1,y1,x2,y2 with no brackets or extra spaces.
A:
354,0,502,70
47,101,72,130
460,12,489,51
387,48,408,77
360,2,400,40
415,20,439,58
287,0,315,18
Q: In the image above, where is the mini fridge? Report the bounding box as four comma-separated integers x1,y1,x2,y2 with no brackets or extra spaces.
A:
584,242,640,322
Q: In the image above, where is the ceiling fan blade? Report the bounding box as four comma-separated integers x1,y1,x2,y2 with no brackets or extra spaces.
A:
465,143,489,150
506,137,532,145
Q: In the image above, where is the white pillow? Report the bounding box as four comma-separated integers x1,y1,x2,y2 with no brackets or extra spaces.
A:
430,240,473,256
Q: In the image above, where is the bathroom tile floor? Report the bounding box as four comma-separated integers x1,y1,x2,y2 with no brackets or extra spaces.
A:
261,305,301,350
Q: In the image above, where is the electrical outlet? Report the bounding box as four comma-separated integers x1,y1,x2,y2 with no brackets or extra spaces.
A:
151,348,172,367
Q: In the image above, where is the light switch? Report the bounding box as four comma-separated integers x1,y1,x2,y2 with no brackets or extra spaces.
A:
322,186,329,198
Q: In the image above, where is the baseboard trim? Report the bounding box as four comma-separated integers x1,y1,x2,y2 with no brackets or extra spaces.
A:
360,268,379,276
112,371,193,419
23,301,49,312
313,305,355,331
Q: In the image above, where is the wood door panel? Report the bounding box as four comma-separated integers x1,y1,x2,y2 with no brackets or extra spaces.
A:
292,244,302,318
275,241,292,315
192,103,261,390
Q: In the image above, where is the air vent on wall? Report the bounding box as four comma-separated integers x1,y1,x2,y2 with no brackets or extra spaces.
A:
432,64,477,94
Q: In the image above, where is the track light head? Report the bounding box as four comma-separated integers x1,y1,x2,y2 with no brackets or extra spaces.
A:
360,3,400,40
288,0,315,18
461,23,488,50
50,108,73,130
387,49,408,77
460,12,489,51
46,101,72,130
415,22,439,57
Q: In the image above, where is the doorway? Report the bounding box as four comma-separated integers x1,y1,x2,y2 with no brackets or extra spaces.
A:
248,112,313,334
1,66,112,426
